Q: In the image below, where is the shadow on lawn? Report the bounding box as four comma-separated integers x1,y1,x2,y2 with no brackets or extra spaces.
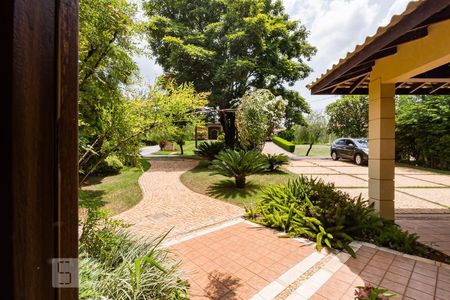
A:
207,179,260,200
79,189,107,209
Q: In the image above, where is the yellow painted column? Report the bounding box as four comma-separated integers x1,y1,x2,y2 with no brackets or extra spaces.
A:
368,78,395,220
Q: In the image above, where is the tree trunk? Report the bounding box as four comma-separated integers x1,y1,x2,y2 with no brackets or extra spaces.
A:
220,111,236,147
179,143,184,155
235,175,246,188
306,143,313,156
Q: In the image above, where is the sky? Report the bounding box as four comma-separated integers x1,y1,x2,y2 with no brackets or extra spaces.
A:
135,0,412,111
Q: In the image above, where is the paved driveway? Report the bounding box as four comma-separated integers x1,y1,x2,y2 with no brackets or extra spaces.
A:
286,158,450,214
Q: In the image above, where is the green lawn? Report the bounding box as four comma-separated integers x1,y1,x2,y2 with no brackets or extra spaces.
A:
180,160,299,207
294,144,330,157
153,140,204,155
79,159,150,216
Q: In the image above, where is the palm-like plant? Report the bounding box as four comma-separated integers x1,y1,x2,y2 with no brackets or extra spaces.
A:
264,153,289,171
194,141,225,161
211,149,269,188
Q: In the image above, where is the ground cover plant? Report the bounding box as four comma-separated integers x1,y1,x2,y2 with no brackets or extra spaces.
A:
79,208,188,299
247,176,450,263
80,159,150,216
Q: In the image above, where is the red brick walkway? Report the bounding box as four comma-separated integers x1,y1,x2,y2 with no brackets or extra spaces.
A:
171,222,315,299
312,246,450,300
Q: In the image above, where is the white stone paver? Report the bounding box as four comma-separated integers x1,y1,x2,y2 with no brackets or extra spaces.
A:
114,160,244,240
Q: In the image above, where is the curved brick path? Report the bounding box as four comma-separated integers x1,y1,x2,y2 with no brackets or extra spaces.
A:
114,159,244,240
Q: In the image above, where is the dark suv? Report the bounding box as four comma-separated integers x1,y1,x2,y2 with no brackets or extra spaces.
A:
330,138,368,165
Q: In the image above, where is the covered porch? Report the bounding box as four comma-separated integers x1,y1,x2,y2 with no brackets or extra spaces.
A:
308,0,450,220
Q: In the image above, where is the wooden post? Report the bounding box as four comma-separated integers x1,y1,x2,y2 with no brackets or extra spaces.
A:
1,0,79,299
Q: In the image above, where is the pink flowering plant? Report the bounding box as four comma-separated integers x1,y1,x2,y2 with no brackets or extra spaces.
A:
355,284,397,300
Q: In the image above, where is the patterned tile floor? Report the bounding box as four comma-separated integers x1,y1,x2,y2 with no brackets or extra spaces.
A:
313,246,450,300
171,222,315,299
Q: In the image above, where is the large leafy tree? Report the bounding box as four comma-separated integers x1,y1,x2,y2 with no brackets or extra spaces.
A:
144,0,316,145
78,0,141,180
326,96,369,138
396,95,450,169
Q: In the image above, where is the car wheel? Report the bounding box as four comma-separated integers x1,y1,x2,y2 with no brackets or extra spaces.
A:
331,151,339,161
354,154,363,165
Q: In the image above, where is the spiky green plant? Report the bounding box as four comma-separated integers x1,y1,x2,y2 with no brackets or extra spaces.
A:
210,149,269,188
194,141,225,161
79,208,189,299
264,153,289,172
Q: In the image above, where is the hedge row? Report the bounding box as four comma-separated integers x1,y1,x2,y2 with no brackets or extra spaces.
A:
273,136,295,153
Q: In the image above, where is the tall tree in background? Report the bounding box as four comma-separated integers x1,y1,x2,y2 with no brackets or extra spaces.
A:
79,0,141,179
295,111,328,156
144,0,316,146
326,95,369,138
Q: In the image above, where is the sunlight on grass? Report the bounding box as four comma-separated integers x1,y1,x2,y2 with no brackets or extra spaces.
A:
180,160,298,207
153,140,204,155
294,144,330,157
79,159,150,215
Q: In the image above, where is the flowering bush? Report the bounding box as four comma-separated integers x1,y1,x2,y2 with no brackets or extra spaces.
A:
355,284,396,300
236,89,287,151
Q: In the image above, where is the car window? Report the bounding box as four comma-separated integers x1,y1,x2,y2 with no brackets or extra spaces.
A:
346,140,354,146
336,139,345,145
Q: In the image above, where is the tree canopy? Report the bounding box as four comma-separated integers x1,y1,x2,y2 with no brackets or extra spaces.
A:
325,95,368,138
144,0,316,144
396,95,450,169
79,0,142,180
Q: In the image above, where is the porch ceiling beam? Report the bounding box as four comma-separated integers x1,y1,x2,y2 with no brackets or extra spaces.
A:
409,82,428,94
372,19,450,83
430,82,448,93
349,73,369,93
406,78,450,83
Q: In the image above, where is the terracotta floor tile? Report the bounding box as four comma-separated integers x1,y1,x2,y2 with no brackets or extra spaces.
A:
380,278,407,294
405,287,434,300
388,265,413,277
246,275,269,290
384,271,410,285
436,287,450,299
407,278,436,295
437,279,450,291
410,271,437,286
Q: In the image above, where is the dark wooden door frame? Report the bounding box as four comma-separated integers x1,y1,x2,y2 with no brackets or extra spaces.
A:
1,0,79,299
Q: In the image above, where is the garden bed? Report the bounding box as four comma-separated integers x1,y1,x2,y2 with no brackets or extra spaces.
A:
180,160,298,207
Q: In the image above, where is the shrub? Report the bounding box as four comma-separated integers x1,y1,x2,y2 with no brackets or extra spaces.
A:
264,154,289,172
211,149,269,188
277,128,295,141
79,208,188,300
251,176,428,257
194,141,225,161
94,155,124,175
236,89,287,150
273,136,295,153
217,133,225,141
